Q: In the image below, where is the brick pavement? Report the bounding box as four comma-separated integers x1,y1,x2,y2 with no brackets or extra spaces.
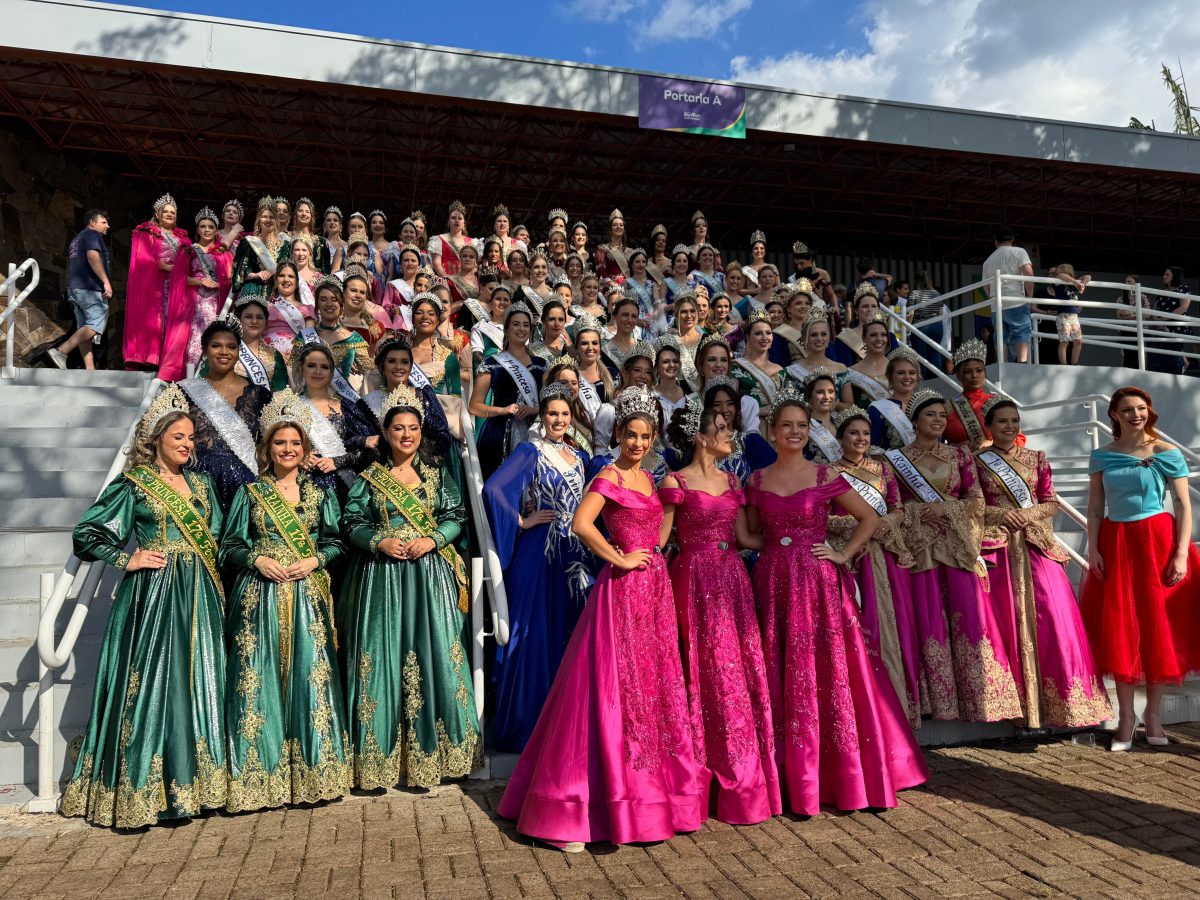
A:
4,726,1200,899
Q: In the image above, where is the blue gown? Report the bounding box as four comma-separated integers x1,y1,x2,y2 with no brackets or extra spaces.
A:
483,441,594,752
718,432,776,484
476,354,547,479
868,398,909,451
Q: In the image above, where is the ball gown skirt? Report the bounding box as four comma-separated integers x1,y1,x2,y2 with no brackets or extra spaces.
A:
857,548,923,729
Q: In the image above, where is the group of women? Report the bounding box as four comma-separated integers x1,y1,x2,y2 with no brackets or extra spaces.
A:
65,196,1200,849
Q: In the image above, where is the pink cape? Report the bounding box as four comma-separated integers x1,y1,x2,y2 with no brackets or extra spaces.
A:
123,222,190,368
159,242,232,382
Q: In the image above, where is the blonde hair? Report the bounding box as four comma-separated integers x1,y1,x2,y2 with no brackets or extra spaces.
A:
1056,263,1076,279
126,411,192,470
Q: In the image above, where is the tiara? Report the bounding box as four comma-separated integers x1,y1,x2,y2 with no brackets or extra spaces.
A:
291,232,316,251
952,338,988,368
313,273,343,296
626,246,647,261
382,382,424,421
410,209,425,222
792,241,811,255
750,229,766,246
548,207,568,222
152,193,176,215
673,288,697,304
609,208,623,221
234,293,269,313
654,333,683,357
861,311,887,327
275,197,290,208
613,385,658,425
368,209,386,221
886,345,920,365
478,264,500,278
793,277,816,296
342,263,370,283
766,383,808,423
625,339,657,365
697,242,717,255
399,216,416,230
491,204,509,219
690,209,706,223
529,248,549,264
137,383,190,446
223,199,244,217
550,273,571,288
257,196,276,213
853,282,879,301
412,290,443,312
801,308,830,334
745,307,771,326
802,365,838,390
194,206,218,226
677,394,704,442
295,197,314,211
259,388,314,437
696,332,731,357
671,243,691,257
375,333,411,358
540,381,574,404
324,205,342,219
220,312,243,340
906,388,945,420
547,353,576,369
491,280,513,297
980,394,1015,419
448,200,466,216
348,211,367,224
650,223,667,238
831,405,869,431
570,220,588,232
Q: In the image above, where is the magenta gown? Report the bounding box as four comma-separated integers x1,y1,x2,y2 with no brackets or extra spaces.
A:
660,473,781,825
747,466,928,817
498,470,706,845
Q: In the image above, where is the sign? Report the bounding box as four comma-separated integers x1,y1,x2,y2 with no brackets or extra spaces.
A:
638,75,746,140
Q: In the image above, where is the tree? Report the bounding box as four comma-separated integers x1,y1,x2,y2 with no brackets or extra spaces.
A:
1128,63,1199,135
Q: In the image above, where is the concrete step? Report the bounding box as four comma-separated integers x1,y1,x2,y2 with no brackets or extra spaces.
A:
0,384,147,407
5,368,152,389
0,565,121,610
0,528,74,567
5,497,106,528
0,635,103,690
0,449,127,473
0,405,142,429
0,470,113,500
1,427,131,448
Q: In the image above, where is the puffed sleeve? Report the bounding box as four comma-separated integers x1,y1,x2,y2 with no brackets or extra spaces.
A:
344,477,380,552
218,485,256,570
316,485,343,568
432,464,466,550
957,447,983,501
1034,451,1055,503
72,476,136,570
482,443,538,568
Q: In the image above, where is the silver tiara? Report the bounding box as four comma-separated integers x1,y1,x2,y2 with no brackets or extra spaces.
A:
802,365,839,391
152,193,176,215
540,381,574,404
678,394,704,441
981,393,1015,419
194,206,218,226
223,199,244,217
625,340,656,365
324,205,342,219
701,374,739,398
952,338,988,368
613,385,658,425
571,312,602,336
548,207,568,222
369,209,386,221
766,382,808,423
831,405,869,431
412,290,443,313
654,333,683,358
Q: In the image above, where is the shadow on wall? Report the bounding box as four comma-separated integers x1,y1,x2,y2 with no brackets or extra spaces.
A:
72,18,187,62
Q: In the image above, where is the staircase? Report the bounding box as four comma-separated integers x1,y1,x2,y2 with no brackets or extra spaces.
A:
0,367,152,798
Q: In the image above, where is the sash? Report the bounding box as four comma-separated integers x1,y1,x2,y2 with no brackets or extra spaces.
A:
297,328,360,403
733,358,779,403
809,419,843,462
438,235,464,268
784,362,810,382
364,390,385,424
951,394,987,447
977,450,1034,509
238,342,270,387
577,375,602,418
124,466,221,591
870,398,916,446
243,235,279,275
839,468,889,517
361,464,469,613
836,328,867,360
272,296,307,335
474,320,504,351
178,378,258,475
193,244,218,281
494,351,538,407
302,397,348,458
408,360,432,390
844,368,890,402
884,450,944,503
598,243,630,278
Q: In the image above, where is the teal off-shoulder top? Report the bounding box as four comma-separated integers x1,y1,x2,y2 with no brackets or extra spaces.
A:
1089,447,1189,522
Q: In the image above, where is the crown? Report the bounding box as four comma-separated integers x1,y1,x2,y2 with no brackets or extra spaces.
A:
696,332,731,358
906,388,945,420
886,345,921,365
478,264,500,278
792,241,812,255
571,220,588,233
223,199,244,217
194,206,218,226
137,383,190,446
701,374,739,398
449,200,466,216
650,223,667,239
256,196,276,213
741,308,769,328
671,243,691,257
862,310,887,327
853,282,879,301
980,394,1015,419
324,205,342,219
529,246,549,262
540,381,574,404
548,207,568,222
291,232,316,251
491,204,510,219
259,388,314,437
626,246,648,262
952,338,988,369
313,273,343,297
235,293,269,314
410,209,425,222
673,289,697,306
613,385,658,425
399,216,416,230
677,394,705,442
368,209,386,221
375,333,411,359
802,365,838,391
750,229,766,245
348,211,367,223
275,197,290,208
766,382,808,423
831,405,870,431
571,312,603,336
547,353,576,369
609,208,624,221
690,209,706,223
152,193,176,215
220,312,243,340
792,277,816,297
626,339,657,364
412,290,443,313
342,263,370,283
295,197,314,210
654,333,683,357
382,382,424,421
491,281,513,297
550,273,571,288
801,308,830,335
483,232,504,247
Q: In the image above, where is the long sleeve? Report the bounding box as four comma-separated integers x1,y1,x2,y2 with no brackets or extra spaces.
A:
72,476,136,569
201,472,225,543
231,239,255,294
433,465,466,548
218,485,256,570
316,486,344,567
271,350,290,391
343,477,381,552
482,443,538,568
340,398,377,469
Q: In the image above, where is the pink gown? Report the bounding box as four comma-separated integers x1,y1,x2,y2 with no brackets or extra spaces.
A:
263,297,315,357
123,222,189,368
498,470,706,845
660,473,781,825
747,467,928,816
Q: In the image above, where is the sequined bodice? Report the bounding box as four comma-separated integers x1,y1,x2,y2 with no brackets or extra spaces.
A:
661,475,741,547
594,472,663,553
191,382,270,453
748,468,848,546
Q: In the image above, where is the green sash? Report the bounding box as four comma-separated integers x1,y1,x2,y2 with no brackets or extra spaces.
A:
125,465,222,595
361,463,469,613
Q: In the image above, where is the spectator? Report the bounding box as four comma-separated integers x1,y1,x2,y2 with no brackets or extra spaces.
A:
854,259,892,299
1147,265,1192,375
1046,263,1089,366
1115,274,1151,369
787,242,835,307
907,270,946,373
48,209,111,370
981,227,1034,363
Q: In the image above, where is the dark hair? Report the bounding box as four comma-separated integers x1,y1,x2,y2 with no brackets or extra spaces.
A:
1167,266,1187,290
538,391,573,417
915,269,934,291
666,404,722,461
380,404,440,468
541,299,566,323
374,334,413,373
546,361,593,433
346,238,370,254
702,383,743,433
399,246,421,263
411,296,442,323
982,399,1020,427
611,296,640,318
894,279,910,293
855,259,874,276
201,319,239,348
502,309,532,349
1108,386,1160,439
910,395,947,420
85,209,107,224
994,226,1014,243
834,410,870,438
273,262,301,296
803,373,837,401
862,318,889,340
315,280,344,307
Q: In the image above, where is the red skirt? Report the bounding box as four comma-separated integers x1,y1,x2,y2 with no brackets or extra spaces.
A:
1080,513,1200,684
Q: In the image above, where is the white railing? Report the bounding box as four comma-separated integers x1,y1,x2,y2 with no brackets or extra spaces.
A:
0,258,42,378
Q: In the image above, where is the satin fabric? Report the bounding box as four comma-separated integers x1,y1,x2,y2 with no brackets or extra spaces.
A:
124,222,190,368
160,241,233,382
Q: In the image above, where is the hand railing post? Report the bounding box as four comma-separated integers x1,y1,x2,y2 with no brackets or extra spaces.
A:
25,573,61,813
1134,283,1146,371
4,262,15,378
993,269,1005,391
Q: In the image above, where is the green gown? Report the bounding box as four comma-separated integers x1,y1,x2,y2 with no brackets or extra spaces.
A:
219,475,353,812
338,460,481,789
61,467,228,829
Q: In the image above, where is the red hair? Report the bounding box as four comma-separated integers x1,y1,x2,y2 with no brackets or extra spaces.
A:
1108,386,1159,439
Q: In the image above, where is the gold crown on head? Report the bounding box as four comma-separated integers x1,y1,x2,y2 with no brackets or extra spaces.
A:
831,405,869,431
750,229,766,246
792,277,816,296
609,208,624,221
862,310,887,327
690,209,706,223
650,223,667,239
448,200,466,216
223,198,244,217
613,385,658,424
746,307,771,326
952,338,988,369
256,196,276,213
259,388,313,437
801,307,830,334
853,282,879,301
792,241,811,255
906,388,945,420
802,365,838,390
382,382,424,421
137,383,190,446
491,204,510,219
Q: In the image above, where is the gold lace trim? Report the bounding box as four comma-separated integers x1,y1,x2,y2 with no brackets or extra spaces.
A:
1040,675,1113,728
950,614,1024,723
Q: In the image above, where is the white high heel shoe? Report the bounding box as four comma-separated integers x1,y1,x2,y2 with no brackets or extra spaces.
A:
1110,717,1138,752
1144,718,1170,747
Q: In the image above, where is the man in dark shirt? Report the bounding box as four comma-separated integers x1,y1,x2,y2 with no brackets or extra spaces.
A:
48,209,111,370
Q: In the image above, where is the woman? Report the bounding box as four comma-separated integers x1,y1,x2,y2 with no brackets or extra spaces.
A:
624,248,664,334
469,283,511,360
695,333,760,434
653,336,688,427
732,312,788,434
689,244,724,300
570,221,589,261
802,369,843,463
232,198,291,307
830,284,897,366
292,199,332,273
162,206,233,382
546,229,570,274
179,319,272,510
499,387,705,850
346,213,384,275
274,198,291,236
572,314,613,414
786,309,848,395
484,382,594,752
706,292,741,351
323,205,347,272
447,243,481,308
601,295,641,377
590,342,659,465
660,401,780,825
887,389,1023,723
342,264,392,355
747,391,926,816
288,235,322,295
664,246,693,310
387,246,425,327
529,250,553,302
594,208,630,283
470,307,546,478
229,294,289,391
297,276,368,383
220,390,352,810
829,407,921,727
743,230,767,296
124,193,190,369
868,348,921,451
671,292,705,386
294,343,375,498
1081,387,1200,749
545,360,595,454
574,274,606,323
840,315,893,408
408,293,464,397
220,198,244,248
491,204,521,254
686,211,719,269
528,298,567,361
1147,266,1191,375
976,399,1112,730
773,282,813,362
61,387,228,827
430,200,472,278
650,223,670,273
564,255,588,302
340,384,480,788
701,377,776,484
261,261,313,359
507,247,530,286
481,234,506,275
368,210,399,280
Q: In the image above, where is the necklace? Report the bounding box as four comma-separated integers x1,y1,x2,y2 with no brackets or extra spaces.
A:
317,322,341,330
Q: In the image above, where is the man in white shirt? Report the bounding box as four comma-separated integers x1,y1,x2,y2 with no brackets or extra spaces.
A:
981,227,1035,363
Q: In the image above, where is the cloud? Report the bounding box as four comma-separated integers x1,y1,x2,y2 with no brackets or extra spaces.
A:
729,0,1200,128
569,0,635,22
570,0,752,44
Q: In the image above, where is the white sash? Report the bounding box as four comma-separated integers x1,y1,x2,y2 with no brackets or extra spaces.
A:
474,320,504,350
364,389,385,424
464,298,489,326
298,328,360,403
302,397,348,458
494,351,538,407
809,419,843,462
408,360,432,390
839,469,889,517
238,342,269,387
733,358,779,403
577,376,602,417
844,368,890,402
977,450,1034,509
243,235,279,274
784,362,810,382
272,296,306,335
871,398,916,446
884,449,943,503
178,378,258,475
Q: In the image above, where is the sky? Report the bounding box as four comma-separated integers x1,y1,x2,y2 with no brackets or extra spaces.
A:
121,0,1197,130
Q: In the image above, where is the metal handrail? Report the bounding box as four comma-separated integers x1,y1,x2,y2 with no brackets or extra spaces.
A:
1,259,42,378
